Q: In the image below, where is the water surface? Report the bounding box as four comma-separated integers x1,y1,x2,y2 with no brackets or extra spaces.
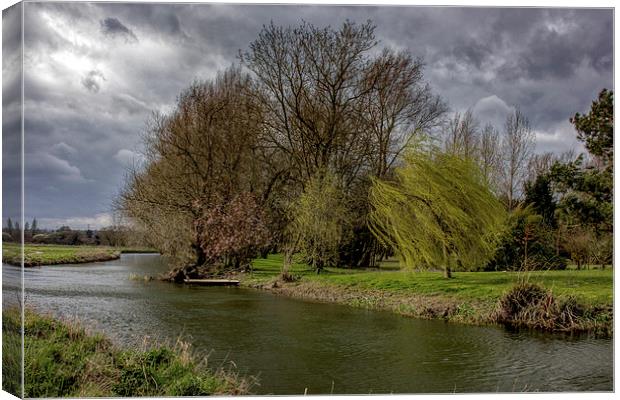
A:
3,254,613,394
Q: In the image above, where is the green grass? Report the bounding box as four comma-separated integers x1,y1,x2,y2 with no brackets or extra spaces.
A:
250,254,613,308
2,307,251,397
2,243,157,267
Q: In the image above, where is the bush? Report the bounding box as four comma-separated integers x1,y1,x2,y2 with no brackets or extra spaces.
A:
494,282,610,335
195,192,271,270
2,232,13,242
31,231,82,245
486,206,566,271
496,282,550,324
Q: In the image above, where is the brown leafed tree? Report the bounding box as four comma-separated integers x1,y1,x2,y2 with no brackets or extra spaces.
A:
118,66,270,274
195,193,271,271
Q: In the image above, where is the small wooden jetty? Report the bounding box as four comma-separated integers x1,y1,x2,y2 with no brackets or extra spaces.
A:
183,279,240,286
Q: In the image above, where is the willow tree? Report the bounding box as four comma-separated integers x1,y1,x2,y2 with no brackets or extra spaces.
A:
285,171,351,274
369,140,506,278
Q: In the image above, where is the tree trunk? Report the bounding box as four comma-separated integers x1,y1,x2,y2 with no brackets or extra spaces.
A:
524,237,528,271
442,243,452,279
192,243,206,267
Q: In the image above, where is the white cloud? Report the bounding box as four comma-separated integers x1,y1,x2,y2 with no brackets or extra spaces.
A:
27,153,91,183
37,213,114,230
533,120,586,156
472,95,514,129
51,142,78,157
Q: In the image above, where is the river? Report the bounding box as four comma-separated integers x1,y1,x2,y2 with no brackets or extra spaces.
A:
2,254,613,394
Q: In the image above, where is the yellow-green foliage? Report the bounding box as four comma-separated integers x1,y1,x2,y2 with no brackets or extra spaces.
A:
369,140,506,272
287,171,350,270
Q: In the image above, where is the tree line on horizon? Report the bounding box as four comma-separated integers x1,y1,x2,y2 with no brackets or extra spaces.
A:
2,218,134,248
114,20,612,280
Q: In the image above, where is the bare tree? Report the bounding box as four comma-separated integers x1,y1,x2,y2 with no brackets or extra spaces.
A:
526,152,557,183
240,20,445,267
240,20,377,185
443,109,479,159
360,48,446,178
478,123,502,189
500,109,535,210
241,20,445,185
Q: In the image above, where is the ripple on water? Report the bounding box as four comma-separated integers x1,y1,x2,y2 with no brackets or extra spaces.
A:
7,255,613,395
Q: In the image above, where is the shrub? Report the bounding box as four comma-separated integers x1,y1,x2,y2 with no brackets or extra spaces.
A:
486,206,566,271
195,192,271,270
494,282,610,334
31,231,82,245
32,233,50,243
496,282,550,324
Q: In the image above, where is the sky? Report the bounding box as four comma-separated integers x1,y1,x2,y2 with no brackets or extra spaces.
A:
1,2,614,229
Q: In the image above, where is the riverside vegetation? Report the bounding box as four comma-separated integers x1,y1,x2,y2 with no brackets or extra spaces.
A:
2,243,157,267
244,254,613,336
2,244,612,335
2,20,612,393
1,307,252,397
114,20,612,327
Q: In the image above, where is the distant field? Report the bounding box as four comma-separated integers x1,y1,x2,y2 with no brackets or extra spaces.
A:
1,243,158,267
250,254,613,307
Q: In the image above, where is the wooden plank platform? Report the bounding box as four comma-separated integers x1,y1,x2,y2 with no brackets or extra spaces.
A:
183,279,240,286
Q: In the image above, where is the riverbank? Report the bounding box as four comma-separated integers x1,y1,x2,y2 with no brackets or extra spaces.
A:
243,255,613,336
1,243,158,267
1,307,252,397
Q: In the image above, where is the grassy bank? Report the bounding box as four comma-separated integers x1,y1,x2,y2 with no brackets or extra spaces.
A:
2,307,251,397
244,254,613,335
2,243,158,267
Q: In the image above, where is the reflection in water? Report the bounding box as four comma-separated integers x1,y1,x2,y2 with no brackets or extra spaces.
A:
3,254,613,394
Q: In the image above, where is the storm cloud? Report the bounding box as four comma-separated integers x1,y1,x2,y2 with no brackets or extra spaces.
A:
4,3,613,229
100,17,138,42
81,70,106,93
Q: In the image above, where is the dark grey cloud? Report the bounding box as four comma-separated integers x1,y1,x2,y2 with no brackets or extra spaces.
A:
102,3,188,38
100,17,138,42
2,2,23,223
11,3,613,229
81,70,105,93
